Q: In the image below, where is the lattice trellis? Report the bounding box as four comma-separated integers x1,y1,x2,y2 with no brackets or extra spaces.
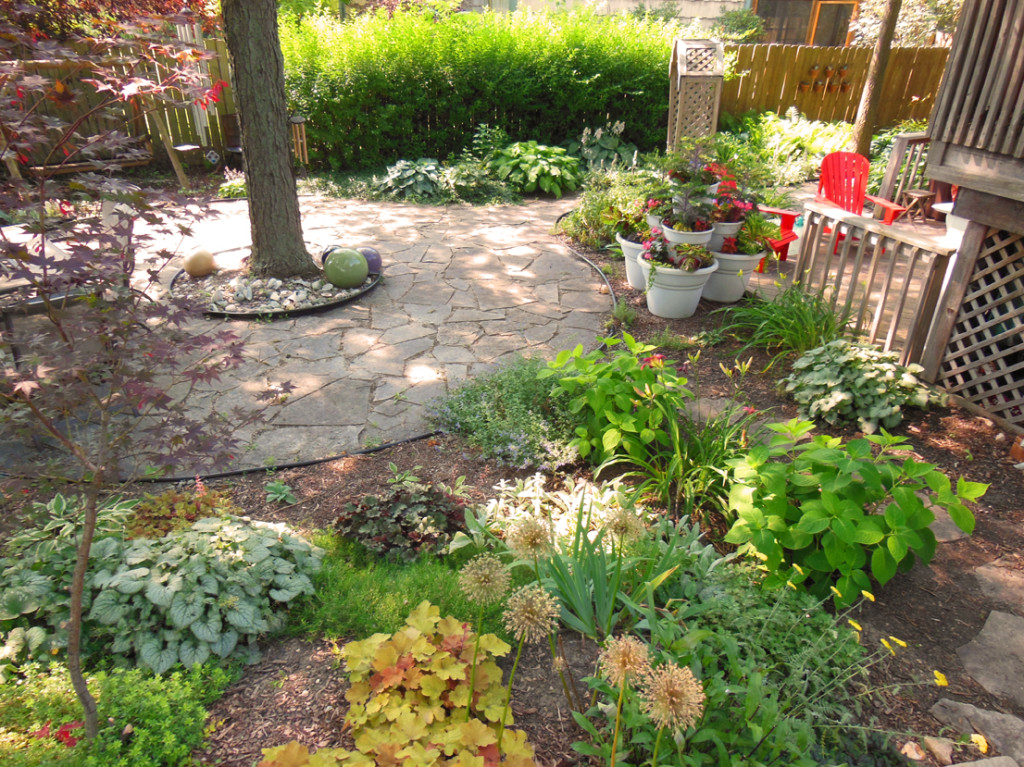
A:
936,230,1024,425
667,40,724,151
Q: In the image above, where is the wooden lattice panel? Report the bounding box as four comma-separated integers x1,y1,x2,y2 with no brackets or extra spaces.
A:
667,40,723,150
936,230,1024,425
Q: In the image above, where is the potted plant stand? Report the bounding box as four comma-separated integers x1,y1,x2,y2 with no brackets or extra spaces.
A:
703,251,765,303
639,258,718,318
616,233,647,290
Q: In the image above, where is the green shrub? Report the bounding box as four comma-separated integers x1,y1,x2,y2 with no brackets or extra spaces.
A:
558,167,661,249
489,141,583,198
0,662,234,767
0,498,322,676
782,339,945,433
127,485,239,538
713,283,849,369
724,420,987,606
430,355,578,470
564,119,639,172
216,168,247,199
281,9,679,170
372,157,443,199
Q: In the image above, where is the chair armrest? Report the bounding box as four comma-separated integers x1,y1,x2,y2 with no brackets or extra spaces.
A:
865,194,907,225
759,205,801,232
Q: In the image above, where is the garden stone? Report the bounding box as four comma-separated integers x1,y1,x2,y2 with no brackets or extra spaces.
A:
930,699,1024,763
954,760,1020,767
974,560,1024,614
956,611,1024,707
923,736,954,765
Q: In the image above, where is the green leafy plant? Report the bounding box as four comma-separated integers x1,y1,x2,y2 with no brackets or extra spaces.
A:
265,479,298,505
431,355,579,470
335,479,469,561
1,502,323,676
782,339,946,433
558,168,661,248
713,283,849,369
0,662,235,767
264,601,537,765
216,168,247,199
724,419,987,606
541,333,695,466
566,119,639,171
489,141,583,198
373,157,443,199
127,483,240,539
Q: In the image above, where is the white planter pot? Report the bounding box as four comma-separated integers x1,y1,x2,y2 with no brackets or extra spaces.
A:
709,221,743,252
662,227,713,246
616,233,647,290
639,258,719,319
646,214,663,230
708,181,721,197
703,251,765,303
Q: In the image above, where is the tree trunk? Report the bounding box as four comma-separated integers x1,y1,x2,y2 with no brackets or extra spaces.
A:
221,0,318,278
68,488,100,739
850,0,904,156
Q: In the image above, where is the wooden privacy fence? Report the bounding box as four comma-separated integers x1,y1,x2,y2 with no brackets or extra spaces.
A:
721,45,949,125
795,200,958,365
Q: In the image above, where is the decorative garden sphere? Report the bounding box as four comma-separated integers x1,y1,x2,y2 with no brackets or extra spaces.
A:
356,246,383,275
183,248,216,278
319,244,343,266
323,248,369,289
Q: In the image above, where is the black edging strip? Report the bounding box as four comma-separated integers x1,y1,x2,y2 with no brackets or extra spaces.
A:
169,269,382,320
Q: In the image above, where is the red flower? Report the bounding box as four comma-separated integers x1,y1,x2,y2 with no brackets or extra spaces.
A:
640,354,666,370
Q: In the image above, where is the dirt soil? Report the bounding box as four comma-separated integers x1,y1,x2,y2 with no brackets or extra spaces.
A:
183,246,1024,767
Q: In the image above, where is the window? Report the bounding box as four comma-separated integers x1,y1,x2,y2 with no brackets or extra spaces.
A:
755,0,859,46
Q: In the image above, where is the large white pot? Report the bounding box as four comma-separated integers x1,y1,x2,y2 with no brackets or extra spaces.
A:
662,226,713,246
616,233,646,290
709,221,743,252
703,251,765,303
646,214,663,230
639,258,719,319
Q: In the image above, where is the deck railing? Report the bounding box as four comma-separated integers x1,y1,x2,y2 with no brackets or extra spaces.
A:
795,201,958,368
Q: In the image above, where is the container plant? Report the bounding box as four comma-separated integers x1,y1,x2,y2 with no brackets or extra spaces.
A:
709,192,756,250
640,234,718,318
704,232,766,303
602,201,649,290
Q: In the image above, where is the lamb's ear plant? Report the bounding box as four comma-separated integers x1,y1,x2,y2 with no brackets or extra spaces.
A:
782,338,947,433
725,419,987,607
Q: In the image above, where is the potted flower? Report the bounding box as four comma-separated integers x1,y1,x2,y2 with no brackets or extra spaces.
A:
661,210,713,245
645,196,673,230
601,202,648,290
704,213,779,303
639,233,718,318
709,192,756,250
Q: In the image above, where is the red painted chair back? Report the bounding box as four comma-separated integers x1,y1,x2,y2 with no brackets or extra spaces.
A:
817,152,871,215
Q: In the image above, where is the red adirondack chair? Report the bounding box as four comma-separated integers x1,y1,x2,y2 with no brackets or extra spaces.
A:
816,152,906,224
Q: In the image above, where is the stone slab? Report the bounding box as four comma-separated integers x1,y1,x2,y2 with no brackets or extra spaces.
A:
957,611,1024,708
930,699,1024,764
975,560,1024,614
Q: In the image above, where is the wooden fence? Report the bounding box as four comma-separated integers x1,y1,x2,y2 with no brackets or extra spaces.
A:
721,44,949,125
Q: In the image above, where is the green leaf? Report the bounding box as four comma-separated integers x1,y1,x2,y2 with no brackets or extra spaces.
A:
138,637,178,675
946,501,976,534
88,589,126,625
871,546,897,585
602,428,622,453
179,640,211,668
956,477,988,502
168,593,204,629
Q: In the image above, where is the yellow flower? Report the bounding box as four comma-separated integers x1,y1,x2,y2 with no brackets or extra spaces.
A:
890,636,907,648
792,563,804,575
880,638,895,655
848,619,863,632
830,586,843,599
861,590,875,602
970,734,988,753
786,580,797,591
599,636,651,688
933,670,948,687
639,664,706,734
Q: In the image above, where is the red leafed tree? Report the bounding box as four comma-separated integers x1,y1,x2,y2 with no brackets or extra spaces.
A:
10,0,218,39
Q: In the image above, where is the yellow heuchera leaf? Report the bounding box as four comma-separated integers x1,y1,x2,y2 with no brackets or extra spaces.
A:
438,615,467,638
345,681,371,706
472,661,504,690
500,729,536,763
458,719,497,750
342,634,390,676
370,644,400,673
430,654,466,681
405,601,441,634
307,749,353,766
476,633,511,658
477,685,510,724
447,681,470,709
258,741,310,767
417,697,446,724
353,725,390,754
390,710,429,744
364,690,392,717
409,634,436,661
447,753,486,767
397,741,441,765
389,626,423,655
419,673,448,700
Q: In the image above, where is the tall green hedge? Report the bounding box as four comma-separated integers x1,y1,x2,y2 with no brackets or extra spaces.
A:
280,9,678,170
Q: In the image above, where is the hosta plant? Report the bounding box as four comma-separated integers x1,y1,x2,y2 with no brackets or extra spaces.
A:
782,338,946,433
374,157,443,199
724,420,987,607
489,141,583,198
256,601,536,765
0,499,323,676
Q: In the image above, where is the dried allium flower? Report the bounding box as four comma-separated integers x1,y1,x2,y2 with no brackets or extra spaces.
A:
640,663,705,733
552,656,567,673
604,506,646,542
599,636,651,688
458,553,510,605
505,516,551,559
503,584,559,643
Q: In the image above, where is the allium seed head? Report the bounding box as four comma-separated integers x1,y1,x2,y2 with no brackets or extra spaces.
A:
640,663,705,733
505,516,551,559
458,554,510,605
599,636,651,688
604,506,646,542
503,583,559,644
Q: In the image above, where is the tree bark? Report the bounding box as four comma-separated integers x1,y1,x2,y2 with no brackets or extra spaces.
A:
221,0,318,278
850,0,904,156
68,488,100,739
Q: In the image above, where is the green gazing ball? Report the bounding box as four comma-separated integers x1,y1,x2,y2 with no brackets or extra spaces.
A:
323,247,369,289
